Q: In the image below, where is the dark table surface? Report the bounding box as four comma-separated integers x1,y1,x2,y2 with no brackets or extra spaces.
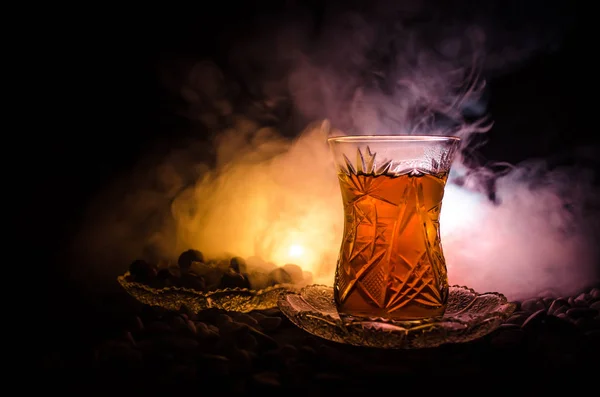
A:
38,275,599,396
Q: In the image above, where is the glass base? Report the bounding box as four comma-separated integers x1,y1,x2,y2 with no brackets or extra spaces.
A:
277,284,516,349
335,301,447,322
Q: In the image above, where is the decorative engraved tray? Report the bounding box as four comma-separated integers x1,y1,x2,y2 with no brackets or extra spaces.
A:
117,272,295,314
278,284,516,349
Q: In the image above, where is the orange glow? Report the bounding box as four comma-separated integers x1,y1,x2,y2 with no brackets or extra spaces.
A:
288,244,304,258
170,121,342,285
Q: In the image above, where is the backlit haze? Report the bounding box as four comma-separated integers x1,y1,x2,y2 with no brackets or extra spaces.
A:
70,0,598,300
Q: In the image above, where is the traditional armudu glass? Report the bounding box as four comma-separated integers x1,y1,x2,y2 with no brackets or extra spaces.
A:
328,135,461,320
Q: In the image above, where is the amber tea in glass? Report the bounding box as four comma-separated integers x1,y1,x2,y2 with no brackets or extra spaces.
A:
328,135,461,320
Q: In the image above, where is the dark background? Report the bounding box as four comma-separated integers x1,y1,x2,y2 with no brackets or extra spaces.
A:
27,0,591,364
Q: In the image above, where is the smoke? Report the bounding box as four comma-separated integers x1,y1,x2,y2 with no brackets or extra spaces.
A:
442,162,599,300
69,0,598,300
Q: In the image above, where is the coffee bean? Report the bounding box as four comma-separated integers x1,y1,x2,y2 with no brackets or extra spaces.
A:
552,306,569,316
566,307,597,320
542,297,554,308
145,321,172,335
168,365,197,383
203,269,225,291
156,268,172,281
231,312,259,327
540,314,578,336
574,293,589,306
574,317,596,331
188,261,212,277
267,267,292,286
166,265,182,278
258,316,282,332
506,312,530,326
590,288,600,299
220,321,249,339
215,314,233,327
229,348,253,373
230,257,247,273
164,278,180,288
179,305,198,322
96,341,143,369
251,371,281,388
128,259,157,282
220,271,251,290
194,321,209,333
498,323,521,330
213,259,231,272
146,278,166,289
179,274,206,291
285,362,312,383
521,298,546,313
178,249,204,269
591,301,600,311
548,299,569,316
318,344,343,362
250,311,267,321
259,308,282,317
247,326,278,351
279,344,298,359
186,320,197,336
282,264,304,284
149,305,170,318
194,322,216,340
131,316,144,332
237,332,258,351
197,354,229,376
164,336,199,351
314,372,347,384
247,271,270,290
135,338,160,353
522,309,547,329
299,345,317,360
169,314,186,329
124,331,136,347
568,296,587,308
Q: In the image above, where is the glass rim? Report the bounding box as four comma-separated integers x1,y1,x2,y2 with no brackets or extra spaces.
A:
327,135,461,143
